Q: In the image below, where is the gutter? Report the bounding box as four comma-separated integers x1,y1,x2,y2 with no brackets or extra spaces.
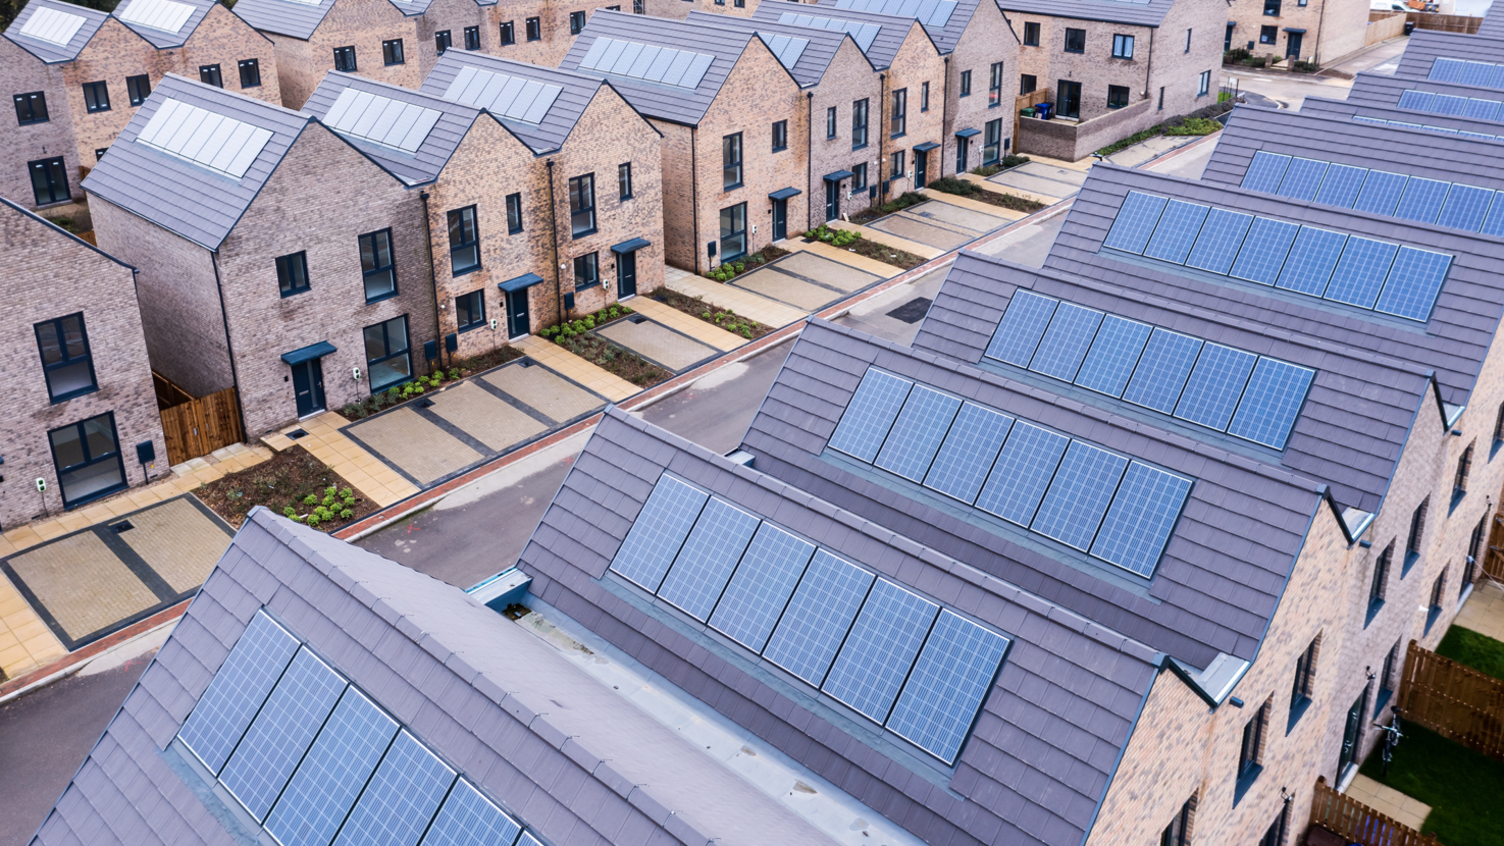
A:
546,159,563,325
941,56,950,178
806,91,814,231
209,252,249,441
419,190,444,369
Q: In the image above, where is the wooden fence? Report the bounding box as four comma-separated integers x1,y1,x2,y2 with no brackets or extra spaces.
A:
159,387,243,467
1406,12,1481,34
1483,511,1504,581
1366,12,1409,46
1308,776,1441,846
1397,640,1504,761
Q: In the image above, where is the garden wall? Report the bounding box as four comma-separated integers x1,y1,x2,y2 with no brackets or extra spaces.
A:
1016,99,1154,161
1366,12,1408,46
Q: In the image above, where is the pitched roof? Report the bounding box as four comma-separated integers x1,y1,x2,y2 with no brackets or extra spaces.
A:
1301,94,1504,142
0,194,135,270
418,50,606,154
303,71,480,186
227,0,336,40
1396,30,1504,89
111,0,216,49
988,0,1175,29
81,74,311,250
1342,70,1504,128
1481,6,1504,38
521,408,1161,846
2,0,108,63
818,0,983,53
685,10,862,86
753,1,922,69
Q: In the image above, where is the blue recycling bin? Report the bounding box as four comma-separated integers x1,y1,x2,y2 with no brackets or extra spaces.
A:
1036,102,1052,121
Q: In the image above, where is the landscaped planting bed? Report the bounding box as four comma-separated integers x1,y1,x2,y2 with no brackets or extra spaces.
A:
702,245,792,282
652,289,776,339
540,305,670,387
850,191,925,225
196,446,377,532
927,176,1046,213
809,224,926,270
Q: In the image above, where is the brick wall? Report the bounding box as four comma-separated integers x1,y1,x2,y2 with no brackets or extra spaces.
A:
946,1,1018,176
1148,0,1226,121
806,38,881,230
278,0,420,109
656,120,697,270
412,0,488,80
876,23,946,198
178,5,282,106
642,0,760,21
0,39,78,208
482,0,608,67
1017,98,1154,160
1229,0,1370,64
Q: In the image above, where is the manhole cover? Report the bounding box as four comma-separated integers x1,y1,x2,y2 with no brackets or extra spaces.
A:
886,297,933,324
286,429,308,440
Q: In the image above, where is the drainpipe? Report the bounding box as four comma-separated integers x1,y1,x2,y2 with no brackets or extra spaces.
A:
690,126,701,274
805,91,814,230
878,72,887,197
1314,0,1328,64
1146,28,1156,107
419,190,443,370
546,158,563,326
209,251,249,441
941,55,951,178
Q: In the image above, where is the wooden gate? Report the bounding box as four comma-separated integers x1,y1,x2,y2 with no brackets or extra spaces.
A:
1398,640,1504,761
160,387,244,466
1308,776,1441,846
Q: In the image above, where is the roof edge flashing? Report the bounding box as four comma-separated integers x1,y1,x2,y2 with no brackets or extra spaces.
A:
1168,653,1250,707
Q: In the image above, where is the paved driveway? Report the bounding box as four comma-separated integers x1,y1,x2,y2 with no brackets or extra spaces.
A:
730,252,883,311
987,161,1090,201
596,315,720,372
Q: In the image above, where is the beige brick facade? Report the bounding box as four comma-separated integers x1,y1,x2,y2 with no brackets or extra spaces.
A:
945,0,1017,175
1227,0,1370,65
872,23,946,199
805,38,881,229
641,0,760,21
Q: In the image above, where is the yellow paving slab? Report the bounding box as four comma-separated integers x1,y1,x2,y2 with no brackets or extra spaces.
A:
116,498,231,595
960,172,1061,206
1346,774,1429,831
1455,579,1504,642
3,526,42,553
628,297,747,352
345,408,483,486
824,222,942,260
664,270,808,329
919,188,1028,221
1021,153,1096,171
515,337,640,402
0,568,63,679
5,532,159,643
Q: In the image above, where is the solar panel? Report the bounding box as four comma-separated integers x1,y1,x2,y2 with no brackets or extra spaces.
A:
323,87,443,154
1275,226,1347,296
420,780,522,846
1482,192,1504,237
265,688,398,846
1436,183,1495,232
1374,246,1451,321
983,290,1057,366
1228,217,1299,285
779,13,881,52
178,611,300,774
1184,208,1254,274
1028,301,1103,381
656,497,760,621
1088,462,1193,577
875,384,962,482
828,369,913,462
441,66,563,124
219,648,347,821
117,0,195,33
1102,191,1169,254
608,475,708,592
821,579,938,724
334,730,456,846
885,610,1009,765
708,523,816,652
1074,314,1152,397
1398,89,1437,112
1464,98,1504,122
17,6,86,45
1240,151,1292,194
974,421,1069,526
1173,344,1258,431
1143,200,1211,264
1121,328,1202,413
136,98,274,179
1029,442,1128,551
579,37,714,88
1226,358,1315,450
1393,177,1451,224
1313,163,1369,208
517,833,545,846
1274,157,1330,202
757,33,810,68
1323,237,1400,309
1352,170,1409,217
762,551,875,687
1460,61,1500,88
922,403,1014,503
1429,57,1466,82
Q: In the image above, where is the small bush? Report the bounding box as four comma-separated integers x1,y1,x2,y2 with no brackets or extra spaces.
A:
1243,55,1267,68
928,176,981,197
1001,154,1031,169
1223,47,1251,64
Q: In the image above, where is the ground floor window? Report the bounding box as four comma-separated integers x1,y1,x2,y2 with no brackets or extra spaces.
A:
1108,85,1130,109
365,316,411,392
719,203,747,261
49,413,126,507
456,290,485,332
983,119,1002,165
29,157,68,206
573,252,599,289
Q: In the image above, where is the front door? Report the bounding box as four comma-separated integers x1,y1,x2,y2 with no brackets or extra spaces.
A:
291,358,325,417
506,288,531,338
956,137,968,173
1057,80,1082,119
772,198,787,241
915,149,928,189
616,250,637,299
1286,31,1303,60
825,180,839,221
1337,688,1368,775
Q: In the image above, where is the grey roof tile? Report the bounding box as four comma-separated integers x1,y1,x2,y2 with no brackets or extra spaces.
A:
2,0,108,62
756,2,927,68
989,0,1173,27
686,11,863,86
112,0,216,48
227,0,336,40
1396,30,1504,90
418,51,609,154
301,71,480,186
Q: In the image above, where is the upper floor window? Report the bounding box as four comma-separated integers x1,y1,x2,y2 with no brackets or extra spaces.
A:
1023,21,1040,46
1290,635,1318,716
920,81,929,111
988,61,1003,107
1064,28,1086,53
359,229,397,302
618,162,633,199
276,251,310,297
569,174,596,236
1368,542,1392,622
826,105,837,138
1453,441,1474,507
771,119,788,152
14,91,47,125
448,206,480,275
500,21,515,45
526,17,541,41
1112,34,1134,59
1198,70,1211,97
199,64,223,88
1185,28,1193,52
723,132,743,188
1160,794,1196,846
82,81,109,113
1405,497,1429,573
1264,0,1281,15
1494,402,1504,453
238,59,261,88
464,26,480,50
890,87,906,137
35,313,96,402
1426,567,1447,631
456,289,485,332
1258,803,1288,846
1237,698,1269,786
1379,639,1401,699
334,46,357,72
852,98,868,148
570,11,586,34
127,75,151,106
506,192,523,233
435,30,452,53
1020,74,1037,95
634,0,644,12
960,69,971,97
383,39,405,65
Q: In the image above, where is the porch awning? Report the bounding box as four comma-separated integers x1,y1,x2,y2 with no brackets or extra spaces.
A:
498,272,545,293
280,341,335,366
914,141,941,152
955,127,981,138
823,169,855,182
769,186,802,200
1283,27,1306,32
610,237,651,254
1227,20,1236,26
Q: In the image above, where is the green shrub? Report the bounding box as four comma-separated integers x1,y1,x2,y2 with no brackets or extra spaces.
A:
1223,47,1251,64
283,506,297,518
303,493,318,506
340,508,353,520
1243,55,1267,68
1001,154,1030,169
928,176,981,197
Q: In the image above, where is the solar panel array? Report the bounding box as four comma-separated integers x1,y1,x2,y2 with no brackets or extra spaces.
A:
136,97,275,179
116,0,195,33
323,87,443,154
577,37,715,90
828,369,1195,577
778,13,881,52
1105,190,1455,322
441,65,563,124
607,473,1012,764
177,610,538,846
830,0,959,28
1351,112,1504,143
755,32,811,68
1397,88,1504,123
17,6,86,45
1429,57,1504,90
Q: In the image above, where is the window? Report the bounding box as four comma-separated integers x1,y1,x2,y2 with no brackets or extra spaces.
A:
1258,803,1288,846
1405,498,1429,573
358,229,397,302
82,81,109,113
435,30,452,53
921,81,929,112
1185,28,1192,52
448,206,480,275
1108,85,1130,109
127,75,151,106
1064,28,1085,53
1158,86,1165,110
569,173,596,236
960,69,971,97
500,21,515,45
276,252,310,297
1160,795,1195,846
735,0,744,7
1290,636,1318,716
1260,25,1277,44
1198,70,1211,97
14,91,47,125
49,414,126,508
1465,515,1485,596
1427,568,1447,631
464,26,479,50
573,252,599,289
1019,74,1036,95
852,98,868,148
618,162,633,199
455,290,485,331
364,317,411,392
722,132,742,188
238,59,261,88
334,46,357,71
383,38,405,65
1368,542,1392,622
988,61,1003,107
1237,699,1268,785
719,203,747,261
983,118,1002,165
851,162,867,191
199,64,223,88
526,17,540,40
1495,402,1504,450
890,88,906,137
770,119,788,152
1453,442,1474,507
634,0,644,13
1264,0,1281,14
35,314,96,402
95,148,106,161
29,157,68,206
1379,639,1400,699
891,149,905,178
1112,34,1134,58
826,106,837,138
1023,21,1040,46
506,192,523,233
570,11,585,34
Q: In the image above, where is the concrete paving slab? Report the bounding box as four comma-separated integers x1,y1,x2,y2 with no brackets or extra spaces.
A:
429,381,547,452
665,267,808,328
989,161,1090,199
484,362,605,423
867,213,973,250
1455,579,1504,642
3,533,157,643
598,317,719,372
345,407,483,485
773,252,881,293
908,200,1004,232
734,266,845,311
115,498,231,594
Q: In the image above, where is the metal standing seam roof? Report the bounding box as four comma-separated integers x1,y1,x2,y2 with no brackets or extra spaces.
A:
685,11,865,86
1396,29,1504,87
226,0,337,40
2,0,108,63
987,0,1173,29
302,72,479,186
519,408,1162,846
81,74,310,250
756,2,923,69
822,0,982,53
111,0,214,49
420,50,606,154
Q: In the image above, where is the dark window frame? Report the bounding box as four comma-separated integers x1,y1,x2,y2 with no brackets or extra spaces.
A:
1064,28,1086,54
723,132,743,189
1426,568,1447,631
199,64,223,88
29,156,69,206
1107,84,1130,109
334,46,357,72
891,149,905,178
1258,802,1289,846
1404,498,1428,576
1493,402,1504,458
771,119,788,152
276,251,310,298
1023,21,1040,46
1234,699,1269,803
34,313,98,403
890,87,906,138
1465,515,1486,596
1288,635,1319,729
920,80,929,112
506,192,523,233
1260,25,1278,45
988,61,1003,107
1452,441,1474,510
851,162,867,191
464,26,480,50
358,228,398,303
500,21,515,45
573,251,599,290
960,69,972,97
455,289,486,332
1020,74,1037,95
618,162,633,200
852,98,869,149
435,30,452,53
82,80,110,113
1264,0,1281,15
1112,33,1134,59
526,17,541,41
448,205,481,276
1367,542,1392,624
383,38,405,65
569,173,597,237
127,75,151,106
48,412,127,508
14,91,48,125
1160,794,1196,846
719,202,747,262
1198,70,1211,97
364,316,412,393
982,118,1002,165
569,11,586,34
826,105,837,138
238,58,262,88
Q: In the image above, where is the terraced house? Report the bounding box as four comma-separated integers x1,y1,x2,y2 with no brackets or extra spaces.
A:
0,0,278,210
1224,0,1369,67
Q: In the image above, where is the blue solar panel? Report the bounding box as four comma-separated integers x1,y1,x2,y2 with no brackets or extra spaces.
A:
1313,163,1369,208
1240,151,1292,194
656,497,760,621
1074,315,1153,398
1029,442,1128,551
1028,301,1104,381
1482,193,1504,237
1121,329,1202,414
1353,114,1389,126
1487,65,1504,91
420,780,522,846
875,384,962,482
1353,170,1410,217
1429,57,1466,83
828,369,914,462
1433,94,1471,116
922,403,1014,504
762,551,875,687
821,579,938,724
609,476,708,592
1458,61,1496,88
1103,191,1169,254
1464,98,1504,121
220,649,346,821
1436,184,1495,232
1227,358,1315,450
1275,226,1347,296
179,611,300,775
1398,89,1437,112
1184,208,1254,274
1323,237,1400,308
266,688,398,846
1173,344,1258,431
1142,200,1211,264
1393,177,1451,224
516,834,544,846
1460,129,1503,140
983,290,1057,366
885,610,1009,765
335,730,455,846
709,522,816,652
1229,217,1300,285
1274,157,1330,202
1089,462,1193,577
974,421,1068,527
1374,246,1452,321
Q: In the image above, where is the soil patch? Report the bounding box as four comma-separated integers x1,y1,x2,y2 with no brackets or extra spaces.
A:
194,446,378,532
928,177,1046,213
556,332,671,387
652,289,776,339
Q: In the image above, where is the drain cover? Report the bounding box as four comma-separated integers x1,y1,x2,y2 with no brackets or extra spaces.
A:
519,360,535,368
286,429,308,440
111,521,134,534
886,297,933,324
